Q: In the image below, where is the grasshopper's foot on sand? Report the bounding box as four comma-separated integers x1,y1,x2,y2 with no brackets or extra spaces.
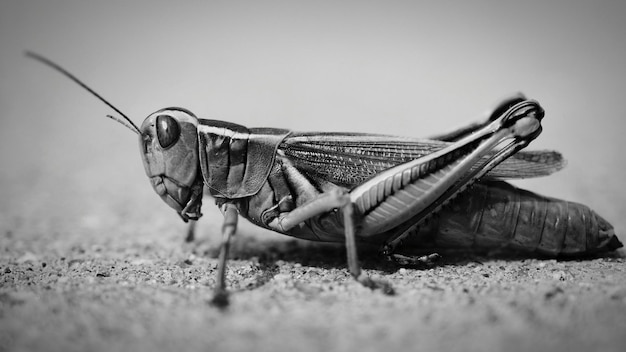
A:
184,228,195,243
209,289,230,308
388,253,441,267
356,273,395,295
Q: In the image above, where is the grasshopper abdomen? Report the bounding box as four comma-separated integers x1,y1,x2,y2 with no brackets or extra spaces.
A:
411,181,620,256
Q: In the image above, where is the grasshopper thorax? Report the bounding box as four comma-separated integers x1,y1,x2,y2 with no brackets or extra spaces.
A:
139,107,203,220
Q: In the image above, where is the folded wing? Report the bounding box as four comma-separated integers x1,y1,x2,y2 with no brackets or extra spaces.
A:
279,132,565,188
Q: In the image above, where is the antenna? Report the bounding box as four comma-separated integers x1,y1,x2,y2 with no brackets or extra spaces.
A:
25,51,141,135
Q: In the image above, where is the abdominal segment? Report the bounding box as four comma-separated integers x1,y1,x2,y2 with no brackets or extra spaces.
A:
404,181,622,256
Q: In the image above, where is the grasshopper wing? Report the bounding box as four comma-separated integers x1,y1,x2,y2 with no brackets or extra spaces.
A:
279,132,565,188
483,149,565,179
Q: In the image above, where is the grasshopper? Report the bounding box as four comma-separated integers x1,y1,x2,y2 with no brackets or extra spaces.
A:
27,52,622,306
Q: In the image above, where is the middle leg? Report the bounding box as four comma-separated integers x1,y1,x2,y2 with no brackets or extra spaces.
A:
265,188,393,294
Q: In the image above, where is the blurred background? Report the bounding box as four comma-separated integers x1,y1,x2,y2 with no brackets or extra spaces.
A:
1,0,625,245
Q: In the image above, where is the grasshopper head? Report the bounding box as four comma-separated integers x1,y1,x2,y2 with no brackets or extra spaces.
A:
139,107,203,221
24,53,204,221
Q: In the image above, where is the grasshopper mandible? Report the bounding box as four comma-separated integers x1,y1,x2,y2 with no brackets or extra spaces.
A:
27,52,622,306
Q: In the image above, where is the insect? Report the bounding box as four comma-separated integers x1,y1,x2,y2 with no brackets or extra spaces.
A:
27,52,622,306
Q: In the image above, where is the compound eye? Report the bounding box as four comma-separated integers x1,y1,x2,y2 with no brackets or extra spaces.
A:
156,114,181,149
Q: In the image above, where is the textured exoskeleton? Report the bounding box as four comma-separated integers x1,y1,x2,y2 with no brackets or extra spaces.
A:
136,96,621,305
27,52,622,307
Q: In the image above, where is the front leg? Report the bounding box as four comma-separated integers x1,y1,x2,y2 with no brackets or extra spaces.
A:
185,220,196,242
210,202,239,308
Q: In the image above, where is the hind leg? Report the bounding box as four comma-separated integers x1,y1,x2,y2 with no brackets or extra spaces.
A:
429,93,527,142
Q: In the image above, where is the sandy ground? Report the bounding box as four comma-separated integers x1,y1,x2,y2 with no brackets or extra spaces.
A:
2,1,626,352
2,249,626,352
